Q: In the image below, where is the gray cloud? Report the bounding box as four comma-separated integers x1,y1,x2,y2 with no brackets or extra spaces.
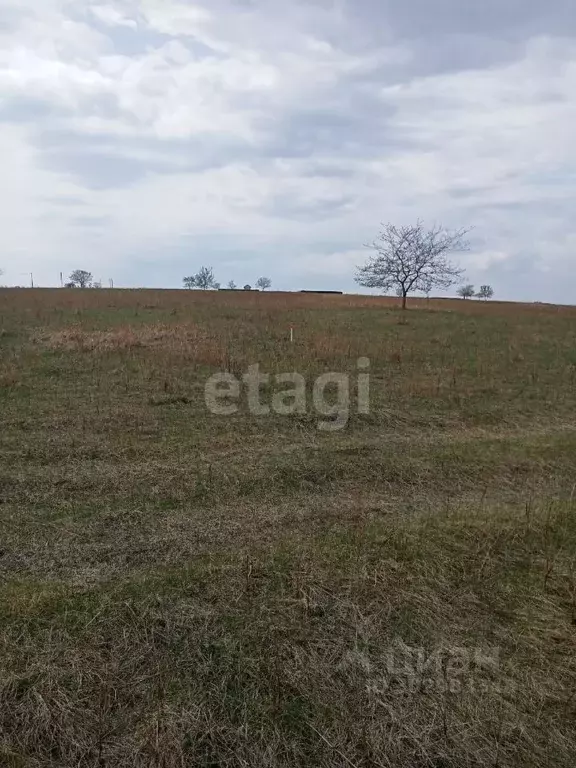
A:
0,97,60,124
358,0,576,41
0,5,29,31
264,193,358,222
260,102,404,159
339,0,576,81
39,148,154,189
33,129,256,188
72,215,113,228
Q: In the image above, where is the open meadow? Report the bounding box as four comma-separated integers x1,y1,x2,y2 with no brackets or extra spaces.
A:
1,287,576,767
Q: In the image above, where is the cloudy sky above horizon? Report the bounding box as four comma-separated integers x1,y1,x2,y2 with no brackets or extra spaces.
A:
1,0,575,300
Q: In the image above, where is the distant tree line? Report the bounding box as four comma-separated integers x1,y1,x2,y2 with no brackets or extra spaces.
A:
458,284,494,300
62,267,273,292
183,268,272,292
63,253,494,304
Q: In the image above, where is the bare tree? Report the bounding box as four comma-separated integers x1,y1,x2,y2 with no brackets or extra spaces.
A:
477,285,494,301
69,270,93,288
256,276,272,291
355,221,470,309
183,267,219,290
227,280,237,290
458,284,475,300
183,276,196,289
196,266,219,290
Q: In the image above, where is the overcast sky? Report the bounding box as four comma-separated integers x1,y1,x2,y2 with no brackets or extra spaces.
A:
1,0,575,300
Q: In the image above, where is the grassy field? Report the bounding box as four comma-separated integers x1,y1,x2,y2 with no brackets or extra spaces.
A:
2,287,576,767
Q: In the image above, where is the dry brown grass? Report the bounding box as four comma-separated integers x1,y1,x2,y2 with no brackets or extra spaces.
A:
31,323,230,368
0,362,19,389
31,324,208,352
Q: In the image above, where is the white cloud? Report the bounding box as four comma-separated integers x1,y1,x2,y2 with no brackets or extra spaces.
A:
140,1,212,38
90,4,138,29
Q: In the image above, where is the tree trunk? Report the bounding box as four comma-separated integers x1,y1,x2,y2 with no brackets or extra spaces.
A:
402,293,407,310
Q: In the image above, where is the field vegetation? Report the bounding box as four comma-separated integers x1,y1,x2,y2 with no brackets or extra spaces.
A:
1,288,576,766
